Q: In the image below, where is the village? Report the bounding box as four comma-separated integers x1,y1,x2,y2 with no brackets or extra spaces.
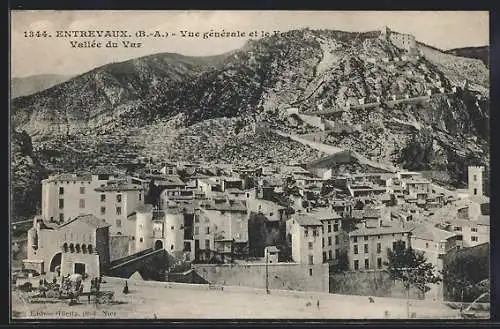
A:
10,22,491,319
11,152,490,318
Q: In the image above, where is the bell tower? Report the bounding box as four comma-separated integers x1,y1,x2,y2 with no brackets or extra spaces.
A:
468,166,485,196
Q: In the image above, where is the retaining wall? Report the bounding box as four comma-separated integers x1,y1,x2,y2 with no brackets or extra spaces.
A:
330,270,424,299
193,262,330,293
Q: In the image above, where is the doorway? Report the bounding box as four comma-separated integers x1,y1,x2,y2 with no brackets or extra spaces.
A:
49,252,62,272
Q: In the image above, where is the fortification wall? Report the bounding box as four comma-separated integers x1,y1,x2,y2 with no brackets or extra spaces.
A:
193,262,329,293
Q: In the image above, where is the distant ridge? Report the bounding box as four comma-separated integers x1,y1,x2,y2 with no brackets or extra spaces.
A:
11,74,74,98
444,46,489,68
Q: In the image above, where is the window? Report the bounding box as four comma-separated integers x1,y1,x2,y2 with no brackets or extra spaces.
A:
205,240,210,249
139,238,143,243
171,226,174,230
184,242,191,251
354,245,358,254
313,228,319,237
116,219,122,228
59,187,64,195
329,250,333,260
308,242,313,250
101,194,106,202
59,213,64,222
205,226,210,234
79,199,85,209
471,236,478,242
454,226,462,232
139,193,142,201
353,236,358,243
364,244,368,253
323,252,327,262
377,258,382,268
328,225,332,233
58,199,64,209
304,228,309,238
308,255,314,265
471,227,478,232
195,215,199,223
171,244,174,250
309,268,313,276
425,242,429,248
194,227,199,235
80,186,85,194
364,259,369,269
335,249,339,259
334,224,339,232
322,238,325,248
473,174,477,181
354,260,359,270
116,194,122,203
328,237,332,246
392,242,397,250
364,236,368,241
116,207,122,215
101,207,106,215
377,235,381,240
335,236,339,245
377,242,381,253
474,188,477,195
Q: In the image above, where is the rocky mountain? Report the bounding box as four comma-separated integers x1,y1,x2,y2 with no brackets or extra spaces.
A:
11,28,489,194
11,129,48,221
445,46,489,68
11,74,74,98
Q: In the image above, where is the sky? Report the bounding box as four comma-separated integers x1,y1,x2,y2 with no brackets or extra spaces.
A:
10,10,489,78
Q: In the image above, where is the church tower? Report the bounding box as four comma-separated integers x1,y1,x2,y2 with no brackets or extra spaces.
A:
468,166,485,197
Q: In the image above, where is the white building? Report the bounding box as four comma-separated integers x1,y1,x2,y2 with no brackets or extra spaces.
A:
41,172,145,236
286,212,323,266
410,223,462,300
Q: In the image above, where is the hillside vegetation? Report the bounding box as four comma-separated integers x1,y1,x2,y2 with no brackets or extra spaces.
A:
10,28,490,218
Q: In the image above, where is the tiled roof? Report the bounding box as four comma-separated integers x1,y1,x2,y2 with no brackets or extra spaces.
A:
412,223,457,242
309,207,342,220
293,213,323,226
451,216,490,227
95,183,143,192
59,214,110,229
364,208,381,219
152,175,186,186
349,222,414,237
207,201,247,213
45,173,93,183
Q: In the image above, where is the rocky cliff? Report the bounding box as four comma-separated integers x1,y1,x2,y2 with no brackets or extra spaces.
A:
11,130,47,221
11,28,489,193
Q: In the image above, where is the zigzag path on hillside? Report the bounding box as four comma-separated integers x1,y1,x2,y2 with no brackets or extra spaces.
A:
273,130,399,173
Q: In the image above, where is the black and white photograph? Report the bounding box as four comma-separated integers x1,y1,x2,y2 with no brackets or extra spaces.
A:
9,10,490,320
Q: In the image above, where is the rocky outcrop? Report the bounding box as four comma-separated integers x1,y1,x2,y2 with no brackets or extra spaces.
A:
10,28,489,188
11,130,47,220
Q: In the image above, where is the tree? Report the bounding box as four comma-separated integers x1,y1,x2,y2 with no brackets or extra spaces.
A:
384,240,441,295
441,244,490,302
